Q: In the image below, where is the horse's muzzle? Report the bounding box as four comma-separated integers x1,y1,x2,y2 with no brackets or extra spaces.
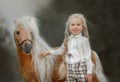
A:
21,41,33,53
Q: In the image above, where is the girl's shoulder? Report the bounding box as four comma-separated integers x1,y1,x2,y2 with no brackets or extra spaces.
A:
81,35,88,41
80,36,89,44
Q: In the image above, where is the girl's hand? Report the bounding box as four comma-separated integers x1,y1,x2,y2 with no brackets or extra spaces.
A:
39,52,50,58
85,74,92,82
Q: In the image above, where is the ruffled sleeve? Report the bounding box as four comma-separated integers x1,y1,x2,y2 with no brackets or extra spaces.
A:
50,43,64,55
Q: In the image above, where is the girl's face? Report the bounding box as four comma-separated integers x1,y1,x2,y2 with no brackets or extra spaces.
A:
68,17,83,36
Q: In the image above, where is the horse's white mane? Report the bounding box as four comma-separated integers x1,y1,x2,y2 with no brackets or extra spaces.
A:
16,16,56,82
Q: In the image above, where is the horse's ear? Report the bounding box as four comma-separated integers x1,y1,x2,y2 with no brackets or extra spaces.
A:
14,18,19,25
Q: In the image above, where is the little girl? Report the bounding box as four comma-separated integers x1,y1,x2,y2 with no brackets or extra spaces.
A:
40,13,92,82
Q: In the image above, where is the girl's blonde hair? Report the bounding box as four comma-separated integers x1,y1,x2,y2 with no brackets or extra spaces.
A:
63,13,89,54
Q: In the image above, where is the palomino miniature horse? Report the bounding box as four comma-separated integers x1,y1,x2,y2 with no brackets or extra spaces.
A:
13,16,107,82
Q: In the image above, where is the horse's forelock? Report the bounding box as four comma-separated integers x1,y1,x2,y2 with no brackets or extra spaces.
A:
17,16,38,31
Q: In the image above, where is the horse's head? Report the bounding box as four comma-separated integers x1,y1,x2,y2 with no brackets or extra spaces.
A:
13,16,59,82
14,18,33,53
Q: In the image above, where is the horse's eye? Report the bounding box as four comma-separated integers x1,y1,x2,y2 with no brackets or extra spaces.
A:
16,31,20,35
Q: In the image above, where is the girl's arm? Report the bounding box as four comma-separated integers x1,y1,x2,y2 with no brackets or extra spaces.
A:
40,43,64,58
50,43,64,55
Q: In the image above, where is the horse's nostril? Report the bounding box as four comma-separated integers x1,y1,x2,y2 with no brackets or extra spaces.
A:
25,44,29,48
25,44,32,49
